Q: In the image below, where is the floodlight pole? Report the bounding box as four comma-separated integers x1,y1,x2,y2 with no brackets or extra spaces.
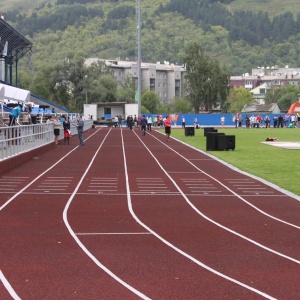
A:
137,0,142,116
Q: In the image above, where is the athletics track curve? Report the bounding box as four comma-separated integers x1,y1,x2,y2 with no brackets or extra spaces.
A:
0,127,300,299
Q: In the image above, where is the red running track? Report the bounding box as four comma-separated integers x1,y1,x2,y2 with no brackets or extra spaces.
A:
1,127,300,299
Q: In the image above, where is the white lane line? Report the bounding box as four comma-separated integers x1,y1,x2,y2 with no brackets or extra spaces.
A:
238,188,266,190
151,134,300,257
1,176,28,178
91,178,118,181
123,130,276,300
63,128,151,300
156,134,300,231
0,270,21,300
76,232,151,235
0,129,102,211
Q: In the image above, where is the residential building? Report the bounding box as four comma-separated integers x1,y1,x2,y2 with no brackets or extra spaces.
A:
242,103,281,114
230,66,300,104
85,58,186,105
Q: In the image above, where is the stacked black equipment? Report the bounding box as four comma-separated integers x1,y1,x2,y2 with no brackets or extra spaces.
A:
206,132,225,151
185,126,195,136
218,135,235,151
204,127,218,137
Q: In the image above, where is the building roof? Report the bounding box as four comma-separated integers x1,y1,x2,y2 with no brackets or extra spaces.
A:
0,18,32,61
242,103,279,113
85,58,185,72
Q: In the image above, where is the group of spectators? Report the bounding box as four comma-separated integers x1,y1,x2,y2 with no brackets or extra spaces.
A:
125,114,172,141
126,115,167,130
234,114,300,128
7,102,60,126
47,114,84,146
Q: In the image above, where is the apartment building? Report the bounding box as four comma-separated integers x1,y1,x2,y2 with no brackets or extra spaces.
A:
85,58,186,105
230,66,300,103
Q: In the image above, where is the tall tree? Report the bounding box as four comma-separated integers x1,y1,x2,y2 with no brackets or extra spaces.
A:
183,42,230,113
224,87,254,113
141,90,161,113
264,85,300,111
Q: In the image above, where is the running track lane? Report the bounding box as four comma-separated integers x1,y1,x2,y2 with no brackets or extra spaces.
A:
0,127,299,299
67,129,261,299
121,128,300,299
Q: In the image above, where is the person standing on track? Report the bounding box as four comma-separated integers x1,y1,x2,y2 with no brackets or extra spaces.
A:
63,116,71,145
127,115,133,130
75,115,84,146
140,115,147,136
147,115,152,131
164,115,171,142
53,115,61,145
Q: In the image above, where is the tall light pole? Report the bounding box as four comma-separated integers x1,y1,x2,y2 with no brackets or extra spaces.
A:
137,0,142,116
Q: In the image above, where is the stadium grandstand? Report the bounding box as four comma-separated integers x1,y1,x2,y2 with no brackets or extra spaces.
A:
0,16,83,164
0,15,69,120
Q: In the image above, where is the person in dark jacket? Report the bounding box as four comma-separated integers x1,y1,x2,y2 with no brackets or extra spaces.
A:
140,115,147,136
63,116,71,145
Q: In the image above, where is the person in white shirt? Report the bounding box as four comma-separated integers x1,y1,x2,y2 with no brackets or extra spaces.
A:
194,116,198,128
220,116,225,128
182,116,186,128
147,116,152,131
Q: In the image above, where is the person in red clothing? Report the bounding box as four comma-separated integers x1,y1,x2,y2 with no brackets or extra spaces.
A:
164,115,172,141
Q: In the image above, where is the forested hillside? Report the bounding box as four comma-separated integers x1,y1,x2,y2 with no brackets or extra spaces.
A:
2,0,300,109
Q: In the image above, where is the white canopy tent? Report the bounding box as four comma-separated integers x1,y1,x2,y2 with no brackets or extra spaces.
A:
0,83,30,116
0,83,30,103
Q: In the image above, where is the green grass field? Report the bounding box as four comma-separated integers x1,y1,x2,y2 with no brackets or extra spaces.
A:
168,127,300,196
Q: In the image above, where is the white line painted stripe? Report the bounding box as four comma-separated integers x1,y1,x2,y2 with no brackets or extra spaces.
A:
126,130,276,300
225,179,252,181
34,189,66,191
91,179,118,181
238,188,266,190
185,184,213,186
0,271,21,300
1,129,100,211
233,185,261,186
63,128,151,300
191,191,222,193
169,135,300,230
44,180,72,182
87,190,118,192
137,183,165,185
47,177,74,178
2,176,29,179
76,232,152,235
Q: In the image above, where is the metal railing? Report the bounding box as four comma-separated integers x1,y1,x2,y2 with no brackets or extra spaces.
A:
0,119,93,161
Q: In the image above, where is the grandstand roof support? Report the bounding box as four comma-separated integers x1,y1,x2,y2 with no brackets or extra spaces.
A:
0,18,32,86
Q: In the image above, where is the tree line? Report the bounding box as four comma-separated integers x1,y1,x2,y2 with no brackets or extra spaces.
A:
4,0,300,114
158,0,300,46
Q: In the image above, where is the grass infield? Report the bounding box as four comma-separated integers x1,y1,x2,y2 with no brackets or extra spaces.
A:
167,127,300,197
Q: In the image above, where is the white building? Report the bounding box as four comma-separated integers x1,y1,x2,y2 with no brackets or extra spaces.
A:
85,58,186,105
